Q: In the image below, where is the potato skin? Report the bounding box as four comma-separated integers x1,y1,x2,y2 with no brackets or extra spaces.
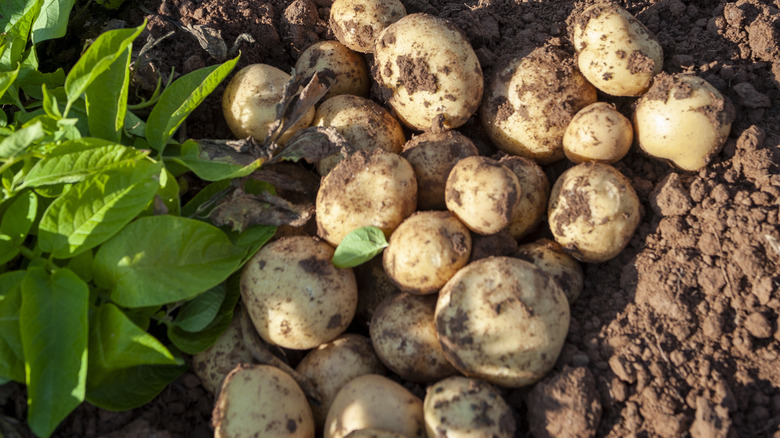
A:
294,40,370,100
548,162,641,263
563,102,633,164
374,13,483,131
382,211,471,294
401,130,479,210
192,309,254,395
515,239,585,304
316,150,417,246
213,364,314,438
435,257,570,387
481,44,597,163
499,155,550,240
240,236,357,349
330,0,406,53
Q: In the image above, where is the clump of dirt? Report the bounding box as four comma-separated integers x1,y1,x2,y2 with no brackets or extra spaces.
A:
3,0,778,437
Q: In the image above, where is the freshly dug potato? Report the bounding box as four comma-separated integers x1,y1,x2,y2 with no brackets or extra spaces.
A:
435,257,570,387
548,162,641,263
193,309,254,395
563,102,633,164
401,130,479,210
353,256,401,329
374,13,483,131
481,43,597,163
515,239,585,304
633,73,734,171
295,334,386,428
295,40,370,101
445,156,520,235
240,236,357,349
314,95,406,175
383,211,471,294
222,63,314,143
344,429,406,438
213,364,314,438
570,2,663,96
423,376,516,438
330,0,406,53
468,229,519,262
370,293,458,382
323,374,425,438
499,155,550,239
316,150,417,246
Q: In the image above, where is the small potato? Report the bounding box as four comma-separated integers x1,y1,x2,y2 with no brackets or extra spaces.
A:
314,95,406,175
316,150,417,246
633,73,734,171
563,102,633,164
295,40,370,101
370,293,458,382
548,162,641,263
222,63,314,143
296,334,386,429
424,376,516,438
401,130,479,210
192,309,254,395
445,156,520,235
570,3,663,96
515,239,585,304
324,374,425,438
499,156,550,240
374,13,484,131
383,211,471,294
435,257,570,387
481,44,597,163
330,0,406,53
213,364,314,438
240,236,357,349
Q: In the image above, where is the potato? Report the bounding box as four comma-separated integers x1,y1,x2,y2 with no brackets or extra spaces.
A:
222,63,314,143
423,376,516,438
515,239,585,304
344,429,406,438
401,130,479,210
548,162,641,263
445,156,520,235
382,211,471,294
193,309,254,395
323,374,425,438
633,73,735,171
295,40,370,101
314,95,406,175
499,155,550,239
435,257,570,387
481,44,597,163
563,102,633,164
353,256,401,329
240,236,357,349
468,229,519,262
370,293,458,382
330,0,406,53
213,364,314,438
296,334,386,429
317,150,417,246
570,2,663,96
374,13,483,131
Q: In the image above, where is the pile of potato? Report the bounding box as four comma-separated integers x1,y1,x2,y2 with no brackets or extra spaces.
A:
208,1,735,437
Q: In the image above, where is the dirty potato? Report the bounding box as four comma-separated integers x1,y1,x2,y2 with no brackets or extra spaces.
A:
193,309,254,395
563,102,633,164
499,155,551,240
330,0,406,53
295,40,370,100
515,239,585,304
353,256,402,329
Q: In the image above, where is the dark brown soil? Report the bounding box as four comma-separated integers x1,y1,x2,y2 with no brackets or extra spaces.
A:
2,0,778,437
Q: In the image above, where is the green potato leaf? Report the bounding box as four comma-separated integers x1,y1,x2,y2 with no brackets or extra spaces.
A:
0,234,20,265
93,215,245,308
0,270,25,383
86,362,187,411
85,45,130,142
332,226,389,268
0,190,36,245
145,56,239,152
31,0,77,44
180,179,231,218
170,283,226,333
37,159,161,259
168,139,263,181
0,0,43,70
0,121,45,159
20,267,88,438
0,64,21,103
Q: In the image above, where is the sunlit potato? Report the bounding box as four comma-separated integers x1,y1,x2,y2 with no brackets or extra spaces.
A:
330,0,406,53
563,102,633,164
294,40,370,100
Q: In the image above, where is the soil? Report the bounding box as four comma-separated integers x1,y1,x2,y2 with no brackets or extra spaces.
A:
2,0,779,437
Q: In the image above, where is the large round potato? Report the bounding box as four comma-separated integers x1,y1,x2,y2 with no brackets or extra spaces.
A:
294,40,370,100
435,257,570,387
481,44,597,163
314,95,406,175
374,13,483,131
382,211,471,294
240,236,357,349
330,0,406,53
317,150,417,246
222,63,314,143
213,364,315,438
548,162,641,263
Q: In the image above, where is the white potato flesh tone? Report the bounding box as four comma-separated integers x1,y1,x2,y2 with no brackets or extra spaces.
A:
294,40,370,100
515,239,585,304
500,156,550,239
330,0,406,53
563,102,633,164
